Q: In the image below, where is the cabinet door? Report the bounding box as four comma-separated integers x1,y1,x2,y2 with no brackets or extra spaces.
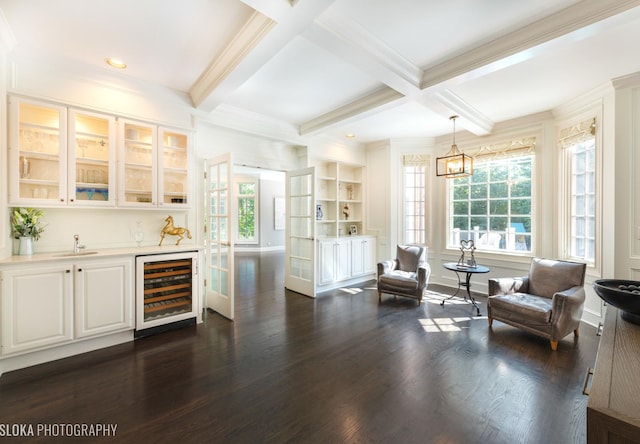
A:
318,240,336,285
351,237,376,277
118,119,157,207
351,239,365,276
335,239,351,281
68,109,116,206
74,258,133,338
9,97,67,205
158,127,190,208
1,265,73,355
362,237,375,274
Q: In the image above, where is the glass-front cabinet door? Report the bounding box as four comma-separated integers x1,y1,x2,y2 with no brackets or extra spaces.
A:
9,97,67,205
158,128,189,208
118,119,157,207
68,109,116,206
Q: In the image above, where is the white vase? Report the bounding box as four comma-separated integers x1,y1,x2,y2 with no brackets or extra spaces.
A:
18,236,34,255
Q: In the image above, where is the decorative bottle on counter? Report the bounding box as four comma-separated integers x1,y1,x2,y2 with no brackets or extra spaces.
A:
134,221,144,247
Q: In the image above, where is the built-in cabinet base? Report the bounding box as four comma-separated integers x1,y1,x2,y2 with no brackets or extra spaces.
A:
317,235,376,292
0,330,133,377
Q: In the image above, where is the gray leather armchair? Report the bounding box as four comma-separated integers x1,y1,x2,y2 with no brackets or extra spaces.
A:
377,245,430,305
487,257,586,350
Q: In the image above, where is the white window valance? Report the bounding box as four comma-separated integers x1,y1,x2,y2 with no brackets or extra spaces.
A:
558,117,596,149
403,154,429,166
464,137,536,162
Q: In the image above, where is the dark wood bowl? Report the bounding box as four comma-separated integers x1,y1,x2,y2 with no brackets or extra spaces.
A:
593,279,640,324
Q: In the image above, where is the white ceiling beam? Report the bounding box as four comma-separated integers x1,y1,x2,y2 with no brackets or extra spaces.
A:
190,11,275,110
424,89,494,136
300,86,405,136
421,0,640,89
191,0,338,112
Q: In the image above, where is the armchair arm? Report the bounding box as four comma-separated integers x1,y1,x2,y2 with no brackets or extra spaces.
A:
550,286,586,337
417,262,431,288
488,276,529,296
377,259,398,277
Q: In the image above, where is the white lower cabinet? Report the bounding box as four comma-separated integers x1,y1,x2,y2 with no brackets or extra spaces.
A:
319,238,351,285
1,257,133,356
1,264,73,355
75,258,133,338
318,236,375,288
351,237,375,277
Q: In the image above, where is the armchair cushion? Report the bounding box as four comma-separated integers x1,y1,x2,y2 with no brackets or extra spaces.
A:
528,257,585,299
379,270,419,290
488,293,552,324
397,245,424,272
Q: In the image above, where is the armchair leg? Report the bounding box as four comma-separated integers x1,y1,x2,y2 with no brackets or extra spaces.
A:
378,291,381,303
574,327,579,337
488,317,493,327
550,340,558,351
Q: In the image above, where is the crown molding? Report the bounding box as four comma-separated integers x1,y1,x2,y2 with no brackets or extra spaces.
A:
611,70,640,89
198,104,306,145
421,0,640,90
299,86,404,135
430,89,494,136
190,11,275,109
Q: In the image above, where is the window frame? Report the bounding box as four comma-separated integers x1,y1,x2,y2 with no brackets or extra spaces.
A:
234,176,259,245
402,155,429,245
444,134,537,256
559,114,601,270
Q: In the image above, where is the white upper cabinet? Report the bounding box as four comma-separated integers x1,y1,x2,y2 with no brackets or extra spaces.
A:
158,127,190,208
9,97,117,207
8,96,192,209
68,109,117,206
118,119,191,208
9,97,68,205
118,119,158,207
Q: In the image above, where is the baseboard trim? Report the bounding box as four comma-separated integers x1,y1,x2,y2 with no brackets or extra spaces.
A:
0,331,133,377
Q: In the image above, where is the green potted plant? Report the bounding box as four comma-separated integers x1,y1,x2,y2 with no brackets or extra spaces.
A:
10,207,46,255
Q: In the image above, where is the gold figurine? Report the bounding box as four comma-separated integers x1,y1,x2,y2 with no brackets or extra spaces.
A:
159,215,192,246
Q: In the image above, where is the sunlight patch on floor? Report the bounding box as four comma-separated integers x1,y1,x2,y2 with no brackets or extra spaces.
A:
419,316,487,333
340,287,363,294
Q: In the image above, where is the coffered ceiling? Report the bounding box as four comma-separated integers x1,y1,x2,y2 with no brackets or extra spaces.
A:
2,0,640,143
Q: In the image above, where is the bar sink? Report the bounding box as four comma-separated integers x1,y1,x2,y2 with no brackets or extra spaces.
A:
53,251,99,257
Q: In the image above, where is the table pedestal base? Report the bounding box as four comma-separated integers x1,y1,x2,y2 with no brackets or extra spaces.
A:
441,268,482,316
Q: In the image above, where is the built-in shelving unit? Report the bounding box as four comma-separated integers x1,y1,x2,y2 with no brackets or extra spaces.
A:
314,160,364,238
311,160,375,292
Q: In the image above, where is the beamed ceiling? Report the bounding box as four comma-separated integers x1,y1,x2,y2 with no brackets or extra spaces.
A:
2,0,640,143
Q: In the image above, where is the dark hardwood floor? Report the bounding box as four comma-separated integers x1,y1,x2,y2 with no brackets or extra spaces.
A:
0,251,599,443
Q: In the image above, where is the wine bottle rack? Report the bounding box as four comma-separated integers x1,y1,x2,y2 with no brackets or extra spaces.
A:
136,252,198,330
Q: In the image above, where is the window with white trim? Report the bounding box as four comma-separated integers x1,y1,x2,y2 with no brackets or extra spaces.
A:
448,138,535,253
403,155,427,244
560,118,596,264
236,178,258,244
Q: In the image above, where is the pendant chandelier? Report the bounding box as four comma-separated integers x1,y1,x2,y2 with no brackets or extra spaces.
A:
436,115,473,178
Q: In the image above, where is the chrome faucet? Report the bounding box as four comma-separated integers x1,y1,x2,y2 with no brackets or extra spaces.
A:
73,234,86,253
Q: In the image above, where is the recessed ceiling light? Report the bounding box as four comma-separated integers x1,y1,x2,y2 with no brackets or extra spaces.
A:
345,133,356,139
105,57,127,69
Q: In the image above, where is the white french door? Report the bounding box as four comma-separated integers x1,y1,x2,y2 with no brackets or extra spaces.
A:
205,154,235,320
285,167,316,297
